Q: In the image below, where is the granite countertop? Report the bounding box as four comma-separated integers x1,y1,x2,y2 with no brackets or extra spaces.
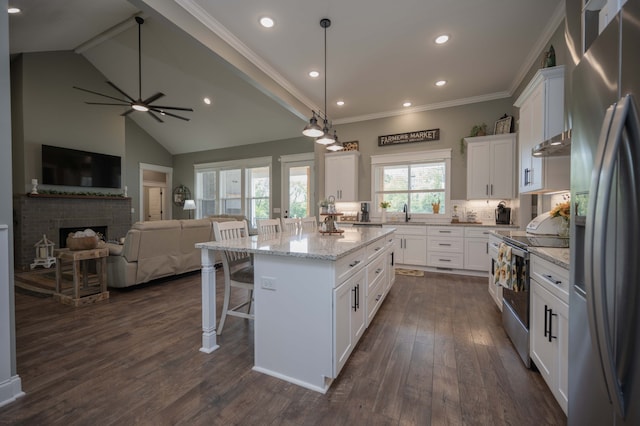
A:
529,247,570,270
196,227,395,261
342,221,518,228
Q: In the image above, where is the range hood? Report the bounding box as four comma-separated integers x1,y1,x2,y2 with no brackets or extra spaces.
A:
531,129,572,157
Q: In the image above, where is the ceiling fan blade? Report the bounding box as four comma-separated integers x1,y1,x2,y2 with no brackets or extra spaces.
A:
151,105,194,112
85,102,131,106
106,81,136,103
142,92,165,105
149,108,191,121
147,110,164,123
73,86,128,103
121,108,135,117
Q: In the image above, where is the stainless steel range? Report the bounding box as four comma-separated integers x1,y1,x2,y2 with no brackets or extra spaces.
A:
491,230,569,367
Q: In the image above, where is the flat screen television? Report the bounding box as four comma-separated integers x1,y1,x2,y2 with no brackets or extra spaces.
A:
41,144,121,189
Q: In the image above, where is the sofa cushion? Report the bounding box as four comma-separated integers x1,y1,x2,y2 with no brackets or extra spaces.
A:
178,219,214,274
134,220,181,283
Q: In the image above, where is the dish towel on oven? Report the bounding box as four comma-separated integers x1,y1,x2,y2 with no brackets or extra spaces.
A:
495,242,513,290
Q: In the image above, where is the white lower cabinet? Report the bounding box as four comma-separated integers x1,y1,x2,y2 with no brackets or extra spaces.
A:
427,226,463,269
333,268,366,375
530,254,569,414
464,228,491,271
385,225,427,266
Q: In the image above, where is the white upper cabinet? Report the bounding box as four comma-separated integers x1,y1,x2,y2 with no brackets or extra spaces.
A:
514,66,570,194
325,151,360,201
465,133,516,200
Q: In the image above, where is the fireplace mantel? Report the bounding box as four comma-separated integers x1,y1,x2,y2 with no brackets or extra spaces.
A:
13,195,132,270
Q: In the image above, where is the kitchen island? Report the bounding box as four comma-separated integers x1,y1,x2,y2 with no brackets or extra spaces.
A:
196,227,395,393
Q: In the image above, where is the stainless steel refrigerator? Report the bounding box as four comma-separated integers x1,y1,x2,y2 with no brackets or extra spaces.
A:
569,1,640,425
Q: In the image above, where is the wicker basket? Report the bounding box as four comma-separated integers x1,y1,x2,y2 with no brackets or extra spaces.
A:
66,235,99,251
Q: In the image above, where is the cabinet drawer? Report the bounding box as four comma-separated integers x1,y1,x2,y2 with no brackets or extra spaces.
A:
427,252,463,269
427,237,463,253
366,238,387,262
366,273,386,324
531,255,569,303
335,248,366,285
366,254,386,292
464,227,492,238
391,225,427,236
427,226,463,237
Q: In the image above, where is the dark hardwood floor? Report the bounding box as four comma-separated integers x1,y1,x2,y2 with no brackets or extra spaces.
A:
1,270,567,425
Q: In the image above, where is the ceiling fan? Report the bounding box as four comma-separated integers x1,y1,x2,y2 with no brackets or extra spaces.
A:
73,16,193,123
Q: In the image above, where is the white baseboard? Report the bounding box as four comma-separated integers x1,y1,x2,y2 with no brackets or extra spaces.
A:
0,375,25,408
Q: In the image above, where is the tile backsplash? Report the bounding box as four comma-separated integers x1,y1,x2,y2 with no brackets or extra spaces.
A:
451,199,520,226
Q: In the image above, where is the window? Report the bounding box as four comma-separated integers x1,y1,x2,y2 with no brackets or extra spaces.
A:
194,157,272,227
371,149,451,218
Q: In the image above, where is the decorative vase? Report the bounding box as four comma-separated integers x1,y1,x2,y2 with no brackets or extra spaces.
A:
559,217,570,237
432,203,440,214
381,209,387,223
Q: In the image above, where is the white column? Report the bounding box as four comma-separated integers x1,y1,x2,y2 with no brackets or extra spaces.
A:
199,247,219,353
0,226,24,407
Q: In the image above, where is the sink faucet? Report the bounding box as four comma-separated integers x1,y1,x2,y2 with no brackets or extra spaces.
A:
403,203,410,222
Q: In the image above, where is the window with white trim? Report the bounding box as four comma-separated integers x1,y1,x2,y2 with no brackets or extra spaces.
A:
371,149,451,217
194,157,271,227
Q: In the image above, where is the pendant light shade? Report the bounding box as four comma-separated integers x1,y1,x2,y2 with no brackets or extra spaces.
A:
326,130,344,151
302,111,323,137
302,18,339,145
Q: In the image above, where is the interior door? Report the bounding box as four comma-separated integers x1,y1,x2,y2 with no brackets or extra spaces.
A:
147,187,163,221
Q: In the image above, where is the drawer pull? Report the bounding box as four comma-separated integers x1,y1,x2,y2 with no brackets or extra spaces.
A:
349,260,361,268
543,273,562,285
438,243,451,246
375,294,382,301
375,268,382,274
439,258,451,262
439,230,452,233
374,247,381,251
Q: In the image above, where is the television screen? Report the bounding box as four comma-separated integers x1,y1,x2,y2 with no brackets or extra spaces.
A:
42,145,121,189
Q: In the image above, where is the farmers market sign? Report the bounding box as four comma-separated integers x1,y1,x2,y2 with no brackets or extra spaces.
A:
378,128,440,146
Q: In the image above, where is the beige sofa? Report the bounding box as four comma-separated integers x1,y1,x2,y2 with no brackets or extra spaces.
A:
106,215,247,288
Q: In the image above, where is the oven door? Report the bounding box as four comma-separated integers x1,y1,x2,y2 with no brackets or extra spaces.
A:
501,244,529,328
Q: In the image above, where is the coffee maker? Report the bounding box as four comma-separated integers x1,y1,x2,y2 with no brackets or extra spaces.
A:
359,202,370,222
495,201,511,225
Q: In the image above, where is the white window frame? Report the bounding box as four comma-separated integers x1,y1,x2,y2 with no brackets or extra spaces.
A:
370,149,452,221
194,156,272,227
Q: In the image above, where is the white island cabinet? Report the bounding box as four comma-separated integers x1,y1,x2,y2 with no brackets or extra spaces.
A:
197,227,395,393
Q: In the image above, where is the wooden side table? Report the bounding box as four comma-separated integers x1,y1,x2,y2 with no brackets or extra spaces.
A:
54,247,109,306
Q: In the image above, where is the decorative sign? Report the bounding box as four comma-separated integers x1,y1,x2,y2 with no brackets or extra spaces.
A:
378,128,440,146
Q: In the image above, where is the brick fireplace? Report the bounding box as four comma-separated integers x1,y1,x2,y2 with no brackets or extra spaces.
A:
13,194,132,270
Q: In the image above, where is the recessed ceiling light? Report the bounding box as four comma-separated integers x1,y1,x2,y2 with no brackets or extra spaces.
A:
403,102,412,107
435,34,450,44
8,7,21,14
309,70,319,78
336,100,345,106
260,17,274,28
203,97,211,105
435,80,447,87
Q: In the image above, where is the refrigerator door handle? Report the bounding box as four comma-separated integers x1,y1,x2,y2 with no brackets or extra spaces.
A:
587,94,640,419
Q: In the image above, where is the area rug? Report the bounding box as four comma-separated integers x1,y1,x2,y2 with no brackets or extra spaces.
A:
395,268,424,277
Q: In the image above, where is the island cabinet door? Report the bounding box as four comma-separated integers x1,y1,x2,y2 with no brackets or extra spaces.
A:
333,268,366,376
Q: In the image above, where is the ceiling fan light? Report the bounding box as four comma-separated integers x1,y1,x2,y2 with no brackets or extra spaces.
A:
132,103,149,112
302,113,323,137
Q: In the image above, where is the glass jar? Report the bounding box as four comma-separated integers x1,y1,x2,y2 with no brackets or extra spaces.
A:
559,217,570,237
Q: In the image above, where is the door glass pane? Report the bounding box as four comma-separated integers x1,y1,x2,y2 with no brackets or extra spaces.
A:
246,166,270,227
196,171,216,217
220,169,242,215
289,165,310,218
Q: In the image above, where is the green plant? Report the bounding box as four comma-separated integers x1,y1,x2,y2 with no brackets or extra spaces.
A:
379,201,391,209
460,122,488,154
318,199,329,208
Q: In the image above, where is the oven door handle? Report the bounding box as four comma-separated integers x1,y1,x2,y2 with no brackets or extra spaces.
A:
506,244,527,259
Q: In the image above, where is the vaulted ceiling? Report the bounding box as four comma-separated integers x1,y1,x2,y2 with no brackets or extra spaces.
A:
8,0,564,154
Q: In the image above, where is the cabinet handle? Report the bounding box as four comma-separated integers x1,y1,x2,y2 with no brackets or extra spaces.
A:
356,284,360,310
439,258,451,262
544,305,549,338
374,247,381,252
548,308,557,342
349,260,361,268
490,184,493,195
439,230,452,234
486,242,488,254
543,273,562,285
486,184,489,196
352,286,357,311
375,294,382,301
438,243,451,246
375,268,382,274
525,168,530,186
391,251,394,266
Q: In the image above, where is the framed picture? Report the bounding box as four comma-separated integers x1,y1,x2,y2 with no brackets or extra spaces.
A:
342,140,359,151
494,115,513,134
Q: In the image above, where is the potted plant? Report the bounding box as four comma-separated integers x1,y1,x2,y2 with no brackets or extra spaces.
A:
318,199,329,214
430,195,441,214
460,123,488,154
379,201,391,222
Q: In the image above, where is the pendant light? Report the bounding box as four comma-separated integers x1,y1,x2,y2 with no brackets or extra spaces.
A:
326,130,344,151
303,18,337,146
